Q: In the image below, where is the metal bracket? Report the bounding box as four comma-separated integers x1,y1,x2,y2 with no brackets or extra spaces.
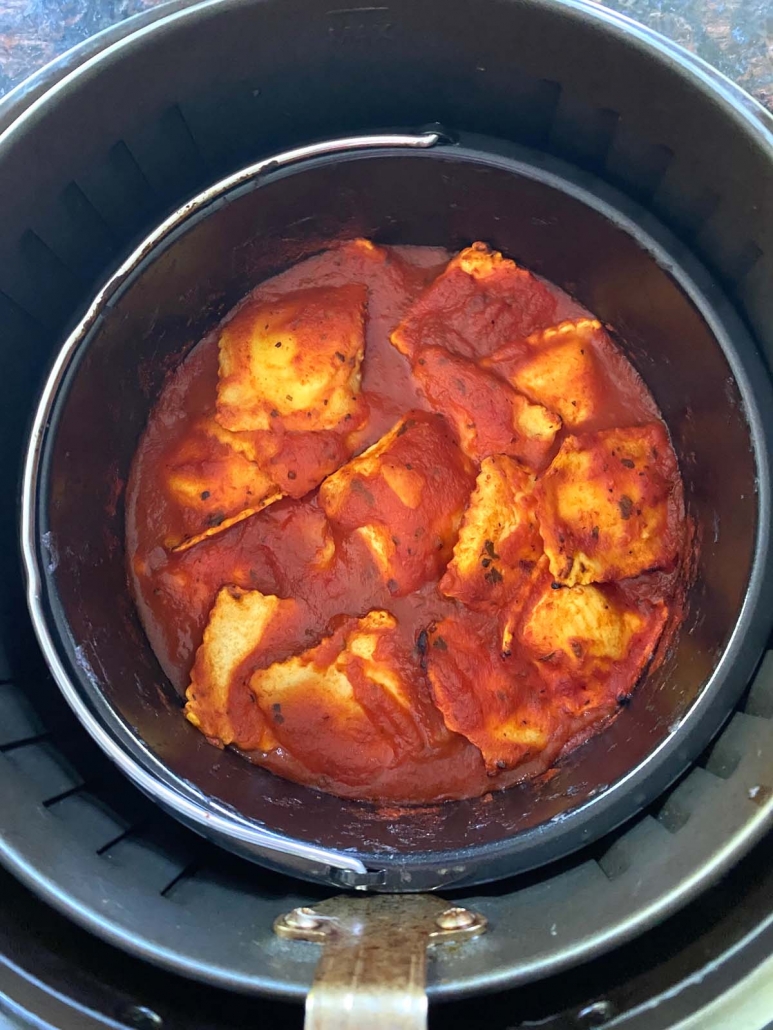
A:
274,895,487,1029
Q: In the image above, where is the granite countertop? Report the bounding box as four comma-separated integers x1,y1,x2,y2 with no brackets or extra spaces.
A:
0,0,771,108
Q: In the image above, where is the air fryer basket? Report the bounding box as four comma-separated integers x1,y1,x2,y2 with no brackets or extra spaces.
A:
2,0,773,1003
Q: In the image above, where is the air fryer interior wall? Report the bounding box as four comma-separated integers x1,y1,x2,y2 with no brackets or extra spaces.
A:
36,141,767,883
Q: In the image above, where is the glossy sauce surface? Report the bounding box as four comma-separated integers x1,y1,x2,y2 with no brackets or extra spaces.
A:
127,242,685,803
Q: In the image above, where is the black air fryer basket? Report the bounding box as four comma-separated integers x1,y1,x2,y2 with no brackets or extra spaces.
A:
2,0,773,1022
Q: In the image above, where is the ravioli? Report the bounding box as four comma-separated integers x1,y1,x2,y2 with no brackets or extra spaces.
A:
319,412,476,594
536,424,681,585
248,611,442,785
163,415,359,551
486,318,606,429
216,283,366,433
184,586,300,749
412,346,561,467
440,455,543,611
519,575,668,711
164,417,284,551
425,614,558,773
390,242,557,360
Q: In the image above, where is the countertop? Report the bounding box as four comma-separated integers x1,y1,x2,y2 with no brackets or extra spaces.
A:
0,0,771,108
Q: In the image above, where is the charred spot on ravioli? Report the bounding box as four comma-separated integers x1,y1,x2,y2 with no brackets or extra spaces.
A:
390,242,557,360
216,283,366,433
412,346,561,468
518,574,668,712
247,611,443,786
319,412,476,594
440,455,543,611
184,586,300,749
536,424,682,585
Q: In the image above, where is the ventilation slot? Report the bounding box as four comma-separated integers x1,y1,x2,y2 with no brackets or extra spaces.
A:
693,204,766,296
164,846,330,937
27,182,118,286
10,230,84,331
734,251,773,366
603,125,674,205
654,766,726,834
0,652,9,684
122,105,209,209
595,816,674,881
516,78,562,148
699,711,772,781
160,860,201,899
548,95,619,172
0,680,48,746
76,140,160,244
1,740,85,804
724,241,763,288
99,818,201,895
178,81,271,173
743,650,773,719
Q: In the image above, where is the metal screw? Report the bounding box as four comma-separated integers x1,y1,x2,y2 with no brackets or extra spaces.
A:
118,1004,164,1029
285,906,323,930
435,906,477,931
577,999,615,1026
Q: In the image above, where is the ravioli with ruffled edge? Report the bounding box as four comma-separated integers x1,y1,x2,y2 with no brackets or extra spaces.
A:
162,238,685,802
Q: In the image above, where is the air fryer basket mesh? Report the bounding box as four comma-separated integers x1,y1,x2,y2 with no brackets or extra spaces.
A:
1,0,773,1003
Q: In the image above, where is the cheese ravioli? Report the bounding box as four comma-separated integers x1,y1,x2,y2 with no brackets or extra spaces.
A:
217,284,366,433
413,346,560,468
440,455,543,611
536,424,681,585
319,412,476,594
185,586,300,749
248,611,444,785
390,242,557,360
519,576,668,711
486,318,606,429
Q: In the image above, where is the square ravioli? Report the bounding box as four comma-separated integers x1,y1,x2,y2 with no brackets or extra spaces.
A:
536,424,682,585
318,412,475,595
185,586,300,750
486,318,606,430
248,611,443,785
164,417,284,551
440,455,543,611
164,417,355,551
425,614,559,773
216,283,366,432
518,575,668,711
390,242,557,360
413,346,561,468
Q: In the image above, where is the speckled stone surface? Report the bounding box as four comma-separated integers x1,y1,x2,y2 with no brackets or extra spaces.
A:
0,0,771,107
0,0,157,95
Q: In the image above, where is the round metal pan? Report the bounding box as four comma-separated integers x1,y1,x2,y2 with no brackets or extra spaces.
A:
21,127,773,891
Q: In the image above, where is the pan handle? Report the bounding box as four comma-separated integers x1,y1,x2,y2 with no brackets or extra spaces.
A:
275,894,487,1029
